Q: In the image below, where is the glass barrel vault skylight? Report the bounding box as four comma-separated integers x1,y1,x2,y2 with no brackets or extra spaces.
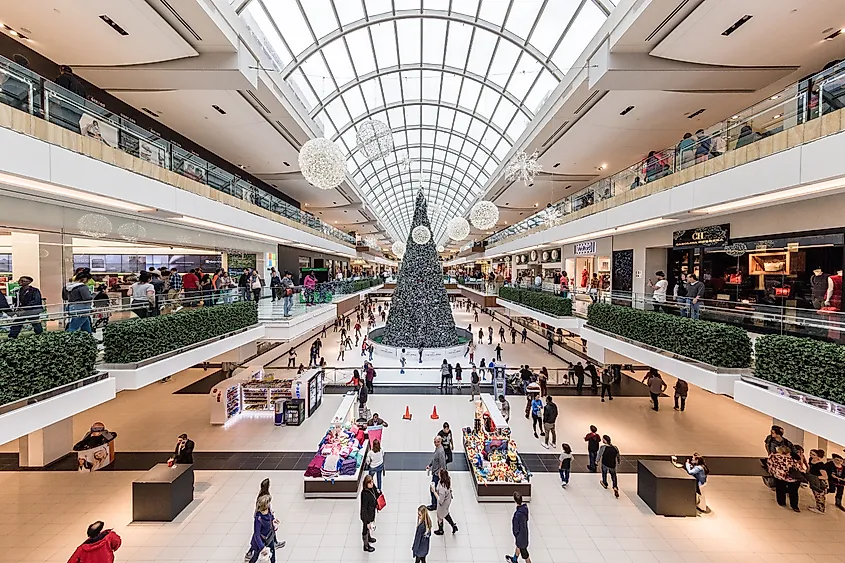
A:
240,0,610,244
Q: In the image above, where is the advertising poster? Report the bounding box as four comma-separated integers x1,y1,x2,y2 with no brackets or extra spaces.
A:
79,113,119,148
139,139,167,167
77,444,113,472
181,160,207,183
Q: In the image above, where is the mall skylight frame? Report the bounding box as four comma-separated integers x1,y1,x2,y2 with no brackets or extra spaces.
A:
241,0,610,243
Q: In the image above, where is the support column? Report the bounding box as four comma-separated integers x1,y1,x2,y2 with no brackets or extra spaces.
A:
10,232,40,288
803,432,829,453
774,419,805,447
18,417,73,467
38,232,68,307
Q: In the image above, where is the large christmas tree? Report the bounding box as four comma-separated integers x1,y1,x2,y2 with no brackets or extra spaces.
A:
381,190,460,348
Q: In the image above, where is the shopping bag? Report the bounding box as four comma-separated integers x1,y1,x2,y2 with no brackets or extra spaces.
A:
376,492,386,511
256,548,271,563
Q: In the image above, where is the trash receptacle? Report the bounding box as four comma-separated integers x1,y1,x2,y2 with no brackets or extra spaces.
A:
274,399,286,426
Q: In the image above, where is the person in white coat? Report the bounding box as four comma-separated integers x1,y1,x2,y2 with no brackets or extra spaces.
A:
431,469,458,535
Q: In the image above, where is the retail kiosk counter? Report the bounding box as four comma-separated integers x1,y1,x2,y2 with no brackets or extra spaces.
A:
463,394,531,502
303,393,370,498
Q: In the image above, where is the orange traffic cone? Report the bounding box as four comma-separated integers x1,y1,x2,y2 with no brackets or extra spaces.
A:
402,406,413,420
430,406,439,420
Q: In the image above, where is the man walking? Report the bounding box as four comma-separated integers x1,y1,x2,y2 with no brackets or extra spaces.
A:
673,378,689,411
642,369,667,411
488,326,493,345
511,327,517,344
495,343,503,362
499,326,506,343
584,425,601,472
470,369,481,402
426,436,446,510
281,271,294,317
542,396,558,449
8,276,43,339
521,327,528,343
600,368,613,402
505,492,531,563
574,361,585,395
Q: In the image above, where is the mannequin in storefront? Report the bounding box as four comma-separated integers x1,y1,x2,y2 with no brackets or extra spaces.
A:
811,268,830,310
825,270,843,311
581,268,589,289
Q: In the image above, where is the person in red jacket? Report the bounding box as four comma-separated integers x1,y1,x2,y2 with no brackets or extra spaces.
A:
67,521,121,563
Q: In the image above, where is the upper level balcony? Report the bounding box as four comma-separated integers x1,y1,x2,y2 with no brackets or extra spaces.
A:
485,60,845,250
0,55,355,248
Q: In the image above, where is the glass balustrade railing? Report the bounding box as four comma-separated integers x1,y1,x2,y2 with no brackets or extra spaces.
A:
0,55,355,247
486,61,845,247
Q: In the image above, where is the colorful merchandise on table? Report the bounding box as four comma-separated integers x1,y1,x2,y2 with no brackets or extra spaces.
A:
463,428,530,484
304,422,367,479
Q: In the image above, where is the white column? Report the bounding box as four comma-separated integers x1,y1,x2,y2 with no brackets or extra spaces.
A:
18,417,73,467
38,232,67,307
10,232,40,288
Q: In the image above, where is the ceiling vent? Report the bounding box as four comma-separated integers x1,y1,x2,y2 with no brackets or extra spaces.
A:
141,107,160,118
645,0,692,42
687,108,706,118
722,15,753,36
211,104,226,115
99,15,129,36
157,0,202,41
574,90,601,115
620,105,635,116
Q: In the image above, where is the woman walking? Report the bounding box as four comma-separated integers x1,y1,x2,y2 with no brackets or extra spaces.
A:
559,443,573,487
367,439,385,490
244,479,284,559
411,505,432,563
767,445,804,512
808,449,829,514
360,475,379,552
248,495,278,563
431,469,458,535
437,423,454,465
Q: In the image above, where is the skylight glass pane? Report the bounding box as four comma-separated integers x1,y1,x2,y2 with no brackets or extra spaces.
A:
266,2,312,57
451,0,480,18
289,70,319,110
396,19,422,65
321,40,353,84
458,79,481,111
505,0,543,38
492,98,517,131
467,118,486,140
422,19,447,65
343,86,367,119
404,105,421,126
488,40,521,89
366,0,393,18
324,99,351,130
370,22,399,69
437,107,456,128
465,31,496,76
382,76,403,104
245,4,293,66
402,71,422,101
333,0,364,26
345,30,377,76
478,0,510,27
439,73,462,104
476,86,500,118
421,71,441,100
444,23,472,69
509,55,542,102
493,137,510,160
421,129,435,144
300,55,333,99
525,69,557,112
300,0,336,41
421,104,438,126
530,0,580,55
361,79,385,111
551,1,605,75
452,112,471,135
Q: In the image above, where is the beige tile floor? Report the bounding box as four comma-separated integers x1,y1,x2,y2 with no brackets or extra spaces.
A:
0,469,843,563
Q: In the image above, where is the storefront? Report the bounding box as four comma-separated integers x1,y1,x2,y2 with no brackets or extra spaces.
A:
563,238,612,293
541,247,562,280
668,225,844,310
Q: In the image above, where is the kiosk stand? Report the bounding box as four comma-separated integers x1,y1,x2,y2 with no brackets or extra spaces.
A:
491,363,507,398
303,393,370,498
463,394,531,502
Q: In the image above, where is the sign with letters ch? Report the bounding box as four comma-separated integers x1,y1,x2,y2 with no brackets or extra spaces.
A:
673,224,730,248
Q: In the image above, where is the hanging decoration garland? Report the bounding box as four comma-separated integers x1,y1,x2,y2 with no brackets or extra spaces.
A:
411,225,431,245
544,204,562,227
356,119,394,160
469,201,499,230
436,244,445,253
298,138,346,190
505,150,542,186
362,235,380,249
391,241,406,258
446,217,471,241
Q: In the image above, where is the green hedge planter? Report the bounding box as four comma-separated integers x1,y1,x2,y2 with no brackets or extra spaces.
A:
0,331,97,406
498,286,573,317
103,301,258,364
587,302,752,369
755,335,845,404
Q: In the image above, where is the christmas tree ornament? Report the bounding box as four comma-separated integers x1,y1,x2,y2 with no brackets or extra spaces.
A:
356,119,394,160
391,241,406,258
447,217,470,241
77,214,112,239
298,138,346,190
411,225,431,245
505,150,542,186
469,201,499,230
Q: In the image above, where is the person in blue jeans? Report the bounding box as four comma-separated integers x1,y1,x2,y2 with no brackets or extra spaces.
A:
684,274,705,320
280,271,294,317
598,434,620,498
64,270,94,334
366,439,384,490
584,425,601,472
558,443,573,487
425,437,446,510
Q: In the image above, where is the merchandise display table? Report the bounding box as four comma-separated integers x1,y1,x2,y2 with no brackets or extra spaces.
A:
637,460,697,517
464,394,531,502
303,394,370,498
132,463,194,521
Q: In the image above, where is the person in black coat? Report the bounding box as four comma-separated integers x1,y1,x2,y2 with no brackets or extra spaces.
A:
360,475,379,552
172,433,194,464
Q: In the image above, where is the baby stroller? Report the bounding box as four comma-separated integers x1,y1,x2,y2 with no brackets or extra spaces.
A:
92,285,112,330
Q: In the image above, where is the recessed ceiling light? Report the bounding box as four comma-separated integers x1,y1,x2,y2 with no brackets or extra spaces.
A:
533,203,538,207
99,14,129,36
773,114,782,119
731,115,740,119
770,95,780,100
304,203,309,206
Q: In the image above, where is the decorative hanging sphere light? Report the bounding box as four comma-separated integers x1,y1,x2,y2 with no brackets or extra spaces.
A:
356,119,394,160
363,235,380,249
77,213,112,239
298,138,346,190
391,241,406,258
469,201,499,230
428,203,441,219
436,244,445,253
118,222,147,243
411,225,431,245
446,217,470,241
